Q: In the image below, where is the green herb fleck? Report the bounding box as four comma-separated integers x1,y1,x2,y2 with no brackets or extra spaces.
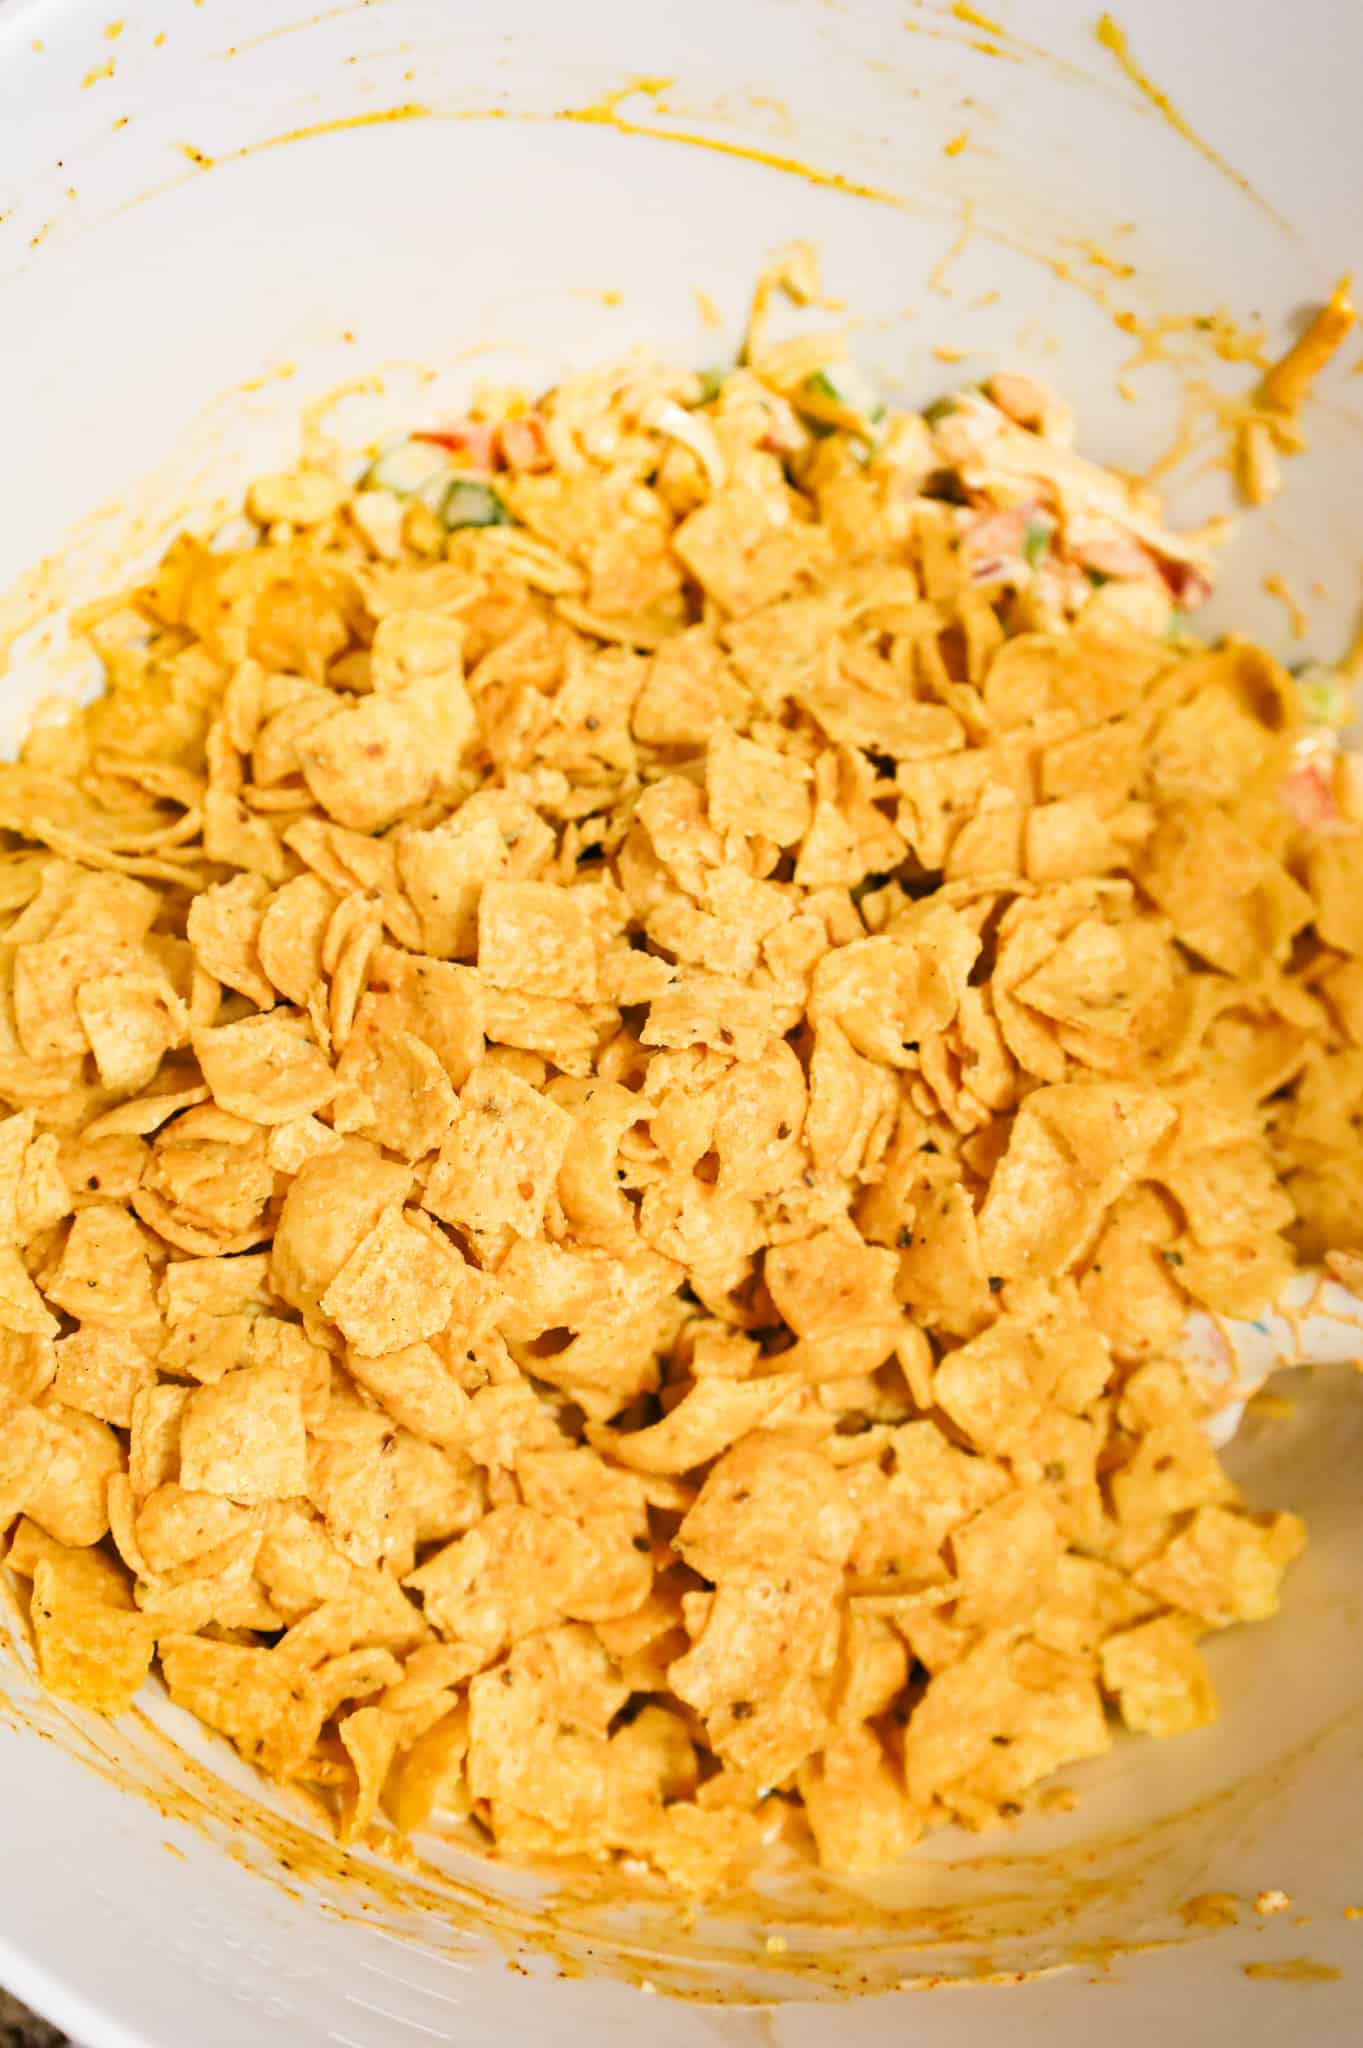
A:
1294,664,1353,729
923,395,958,426
441,479,511,530
1023,518,1050,569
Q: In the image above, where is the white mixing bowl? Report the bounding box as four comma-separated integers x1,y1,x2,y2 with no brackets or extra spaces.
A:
1,2,1360,2041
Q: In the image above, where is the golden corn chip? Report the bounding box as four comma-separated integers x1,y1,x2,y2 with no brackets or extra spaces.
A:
677,1435,858,1581
135,1482,259,1573
590,1372,802,1474
1133,1505,1306,1628
934,1317,1056,1454
392,1434,485,1547
668,1564,842,1720
0,1112,69,1247
178,1365,307,1503
1,284,1356,1890
52,1324,157,1428
1023,794,1113,884
337,1703,402,1845
30,1557,154,1716
318,1204,467,1355
0,1397,61,1527
404,1504,592,1655
307,1417,409,1572
161,1253,271,1325
297,697,436,833
1013,1407,1107,1548
764,1226,899,1342
346,1341,475,1450
1100,1614,1218,1737
674,483,829,616
466,1630,647,1852
310,1647,405,1723
186,874,276,1009
950,1487,1062,1631
13,928,147,1066
1040,719,1141,814
75,971,187,1095
706,1671,831,1786
800,1727,928,1876
0,1328,56,1405
642,974,786,1062
827,1610,910,1723
159,1633,328,1777
245,1503,346,1620
478,986,615,1078
1306,829,1363,955
1032,1552,1157,1658
43,1202,159,1327
977,1083,1175,1279
424,1066,573,1241
370,603,470,711
0,1245,60,1340
849,1421,1010,1586
193,1010,336,1126
478,879,599,1001
633,627,751,746
127,1382,190,1500
255,873,337,1007
904,1632,1109,1809
386,1706,471,1835
707,729,813,846
20,1401,121,1548
944,1641,1112,1821
5,1516,130,1606
368,949,484,1089
1109,1414,1237,1525
644,1803,764,1896
134,1527,273,1635
270,1139,413,1319
1137,800,1312,978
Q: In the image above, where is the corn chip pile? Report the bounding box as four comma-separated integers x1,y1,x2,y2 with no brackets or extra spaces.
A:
2,251,1360,1891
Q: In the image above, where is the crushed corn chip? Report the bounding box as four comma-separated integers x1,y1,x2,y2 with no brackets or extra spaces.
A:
0,258,1352,1894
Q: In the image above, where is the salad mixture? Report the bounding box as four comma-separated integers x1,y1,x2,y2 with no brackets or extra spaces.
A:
0,250,1359,1892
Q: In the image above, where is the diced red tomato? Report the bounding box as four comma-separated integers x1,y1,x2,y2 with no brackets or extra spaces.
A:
1281,757,1341,830
414,421,500,471
1158,558,1214,610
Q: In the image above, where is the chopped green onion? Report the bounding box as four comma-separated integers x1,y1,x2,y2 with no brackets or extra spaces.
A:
697,364,729,403
363,439,452,501
441,479,512,530
923,395,958,426
1083,567,1110,588
806,367,843,402
1165,606,1191,644
1022,518,1050,568
1294,663,1353,729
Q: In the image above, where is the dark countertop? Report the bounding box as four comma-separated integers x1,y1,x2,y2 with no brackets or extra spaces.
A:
0,1989,67,2048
